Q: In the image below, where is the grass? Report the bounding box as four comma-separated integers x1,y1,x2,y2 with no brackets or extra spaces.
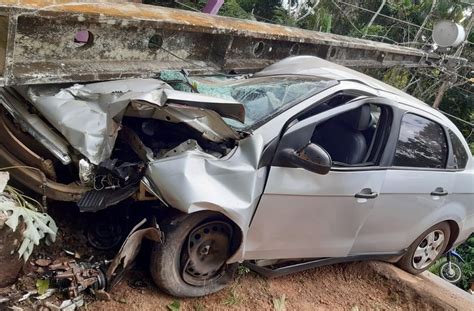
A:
272,294,286,311
222,288,241,306
221,264,249,307
193,302,205,311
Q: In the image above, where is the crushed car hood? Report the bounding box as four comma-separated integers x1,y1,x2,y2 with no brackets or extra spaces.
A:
16,79,244,165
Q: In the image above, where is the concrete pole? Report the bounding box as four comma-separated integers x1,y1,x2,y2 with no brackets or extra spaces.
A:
432,12,473,109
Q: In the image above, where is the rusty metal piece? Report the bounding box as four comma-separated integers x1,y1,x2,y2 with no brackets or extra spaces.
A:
134,181,159,202
0,0,462,86
49,260,106,298
0,144,88,202
0,112,57,180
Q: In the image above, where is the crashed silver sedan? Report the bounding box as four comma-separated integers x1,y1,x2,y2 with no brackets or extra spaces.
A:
1,56,473,297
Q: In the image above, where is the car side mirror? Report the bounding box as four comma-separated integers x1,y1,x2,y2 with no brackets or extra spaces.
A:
281,143,332,175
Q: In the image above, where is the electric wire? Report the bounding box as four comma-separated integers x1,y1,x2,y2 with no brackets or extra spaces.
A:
438,110,474,127
335,0,432,31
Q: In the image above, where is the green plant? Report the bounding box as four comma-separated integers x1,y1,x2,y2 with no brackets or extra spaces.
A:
167,300,181,311
36,279,50,295
0,173,57,261
238,264,250,275
222,288,241,306
272,294,286,311
456,235,474,290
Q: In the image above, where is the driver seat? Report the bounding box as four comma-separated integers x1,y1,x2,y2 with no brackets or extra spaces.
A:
312,105,371,164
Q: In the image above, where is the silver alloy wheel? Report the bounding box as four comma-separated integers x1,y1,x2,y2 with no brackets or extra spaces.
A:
412,229,445,270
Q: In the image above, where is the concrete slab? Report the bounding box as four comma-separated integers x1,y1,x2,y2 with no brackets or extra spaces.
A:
369,261,474,310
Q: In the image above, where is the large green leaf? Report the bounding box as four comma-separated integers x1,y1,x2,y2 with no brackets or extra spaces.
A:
0,195,57,261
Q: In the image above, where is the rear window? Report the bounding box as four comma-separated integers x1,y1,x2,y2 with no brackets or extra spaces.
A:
393,113,447,169
448,130,469,169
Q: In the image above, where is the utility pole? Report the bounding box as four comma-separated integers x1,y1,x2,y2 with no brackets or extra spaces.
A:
432,12,473,109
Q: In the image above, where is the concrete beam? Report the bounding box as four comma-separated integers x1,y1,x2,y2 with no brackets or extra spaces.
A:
0,0,460,86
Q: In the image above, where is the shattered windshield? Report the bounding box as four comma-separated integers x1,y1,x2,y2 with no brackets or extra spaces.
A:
190,75,338,129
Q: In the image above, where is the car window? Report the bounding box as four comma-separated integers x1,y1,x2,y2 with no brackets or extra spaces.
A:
190,76,337,129
310,103,389,166
393,113,447,169
448,130,469,169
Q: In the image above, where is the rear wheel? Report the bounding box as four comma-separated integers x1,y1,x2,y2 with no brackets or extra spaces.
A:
397,222,450,274
150,212,237,297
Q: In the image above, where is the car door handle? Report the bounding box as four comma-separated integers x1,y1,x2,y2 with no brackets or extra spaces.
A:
430,187,448,196
355,188,378,199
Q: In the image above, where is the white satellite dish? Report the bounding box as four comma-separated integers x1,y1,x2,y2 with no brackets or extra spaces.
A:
432,20,466,48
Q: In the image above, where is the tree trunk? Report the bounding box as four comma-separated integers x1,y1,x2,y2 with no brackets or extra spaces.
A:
432,80,449,109
363,0,386,38
413,0,436,45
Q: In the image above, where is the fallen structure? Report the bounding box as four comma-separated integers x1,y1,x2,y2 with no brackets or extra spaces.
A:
0,0,464,86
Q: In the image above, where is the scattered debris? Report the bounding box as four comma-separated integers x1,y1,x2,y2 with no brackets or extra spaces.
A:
42,296,84,311
18,290,36,302
35,289,57,300
62,250,81,260
94,289,111,301
0,296,10,303
1,212,161,309
49,260,107,298
35,259,52,267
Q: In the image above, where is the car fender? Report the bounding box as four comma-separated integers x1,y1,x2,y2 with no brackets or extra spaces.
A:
404,201,466,250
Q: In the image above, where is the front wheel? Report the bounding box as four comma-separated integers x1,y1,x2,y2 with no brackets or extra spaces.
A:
440,261,462,284
150,212,237,297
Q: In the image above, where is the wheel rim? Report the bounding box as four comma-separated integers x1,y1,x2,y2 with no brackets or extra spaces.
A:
440,263,462,283
412,229,445,270
181,221,233,286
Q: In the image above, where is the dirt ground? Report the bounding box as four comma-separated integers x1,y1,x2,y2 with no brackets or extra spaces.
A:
0,205,467,311
89,262,441,311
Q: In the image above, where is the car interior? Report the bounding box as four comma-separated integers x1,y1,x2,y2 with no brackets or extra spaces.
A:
301,94,392,167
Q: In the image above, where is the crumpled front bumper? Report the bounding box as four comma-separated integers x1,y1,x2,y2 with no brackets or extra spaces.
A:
0,112,88,202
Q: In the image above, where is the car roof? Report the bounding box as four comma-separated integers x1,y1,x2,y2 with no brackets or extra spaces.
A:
255,55,453,125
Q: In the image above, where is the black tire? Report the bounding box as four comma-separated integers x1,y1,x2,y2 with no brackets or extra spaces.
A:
397,222,450,274
150,212,238,297
440,261,462,284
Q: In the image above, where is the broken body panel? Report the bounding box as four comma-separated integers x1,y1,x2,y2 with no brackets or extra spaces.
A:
0,77,249,209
